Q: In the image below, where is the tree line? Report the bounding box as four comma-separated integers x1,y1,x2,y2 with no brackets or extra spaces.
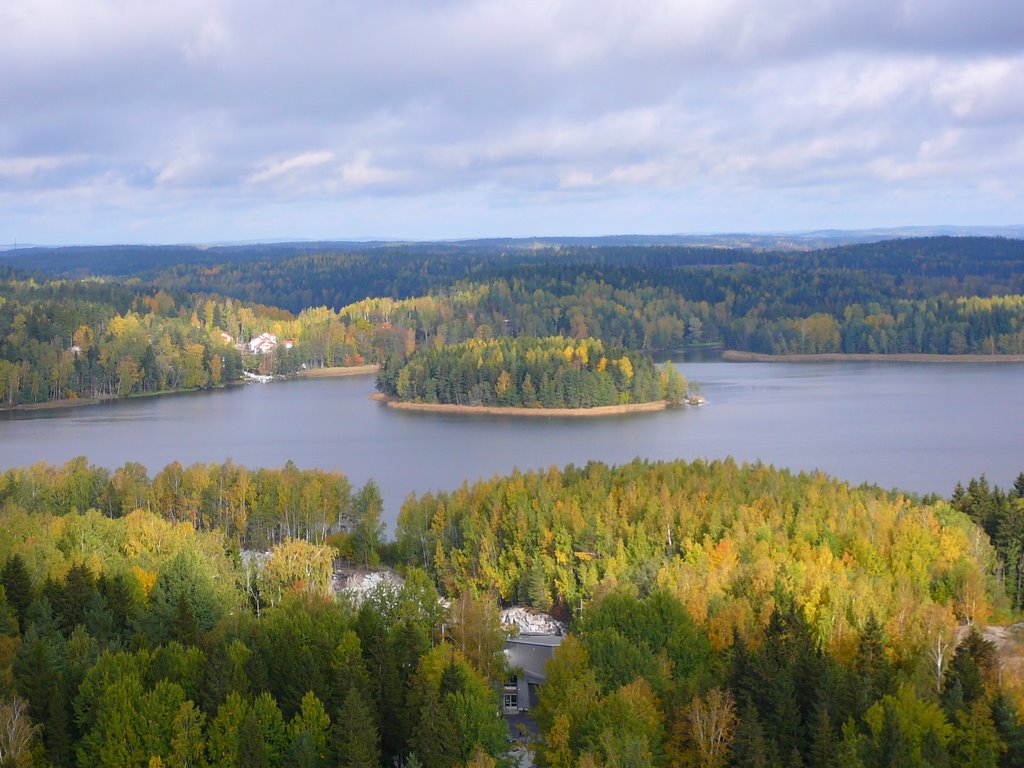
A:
13,237,1022,313
952,473,1024,612
0,458,384,555
8,236,1024,407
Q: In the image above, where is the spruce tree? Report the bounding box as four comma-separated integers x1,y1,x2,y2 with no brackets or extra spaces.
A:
334,687,380,768
237,709,269,768
728,704,771,768
171,593,200,647
851,614,893,716
990,691,1024,768
1,554,33,632
58,562,97,635
409,684,459,768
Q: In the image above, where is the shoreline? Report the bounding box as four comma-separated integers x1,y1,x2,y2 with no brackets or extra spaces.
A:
0,396,113,413
369,393,671,417
294,364,380,378
722,350,1024,364
1,366,380,413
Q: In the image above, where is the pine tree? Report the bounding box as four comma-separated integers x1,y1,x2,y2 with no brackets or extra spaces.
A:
850,614,893,717
1012,472,1024,500
287,691,330,767
990,691,1024,768
1,555,33,633
334,688,380,768
409,684,459,768
808,702,835,768
237,709,269,768
942,627,995,714
170,594,200,647
728,704,771,768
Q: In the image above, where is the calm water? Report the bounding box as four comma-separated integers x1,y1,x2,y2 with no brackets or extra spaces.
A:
3,360,1023,526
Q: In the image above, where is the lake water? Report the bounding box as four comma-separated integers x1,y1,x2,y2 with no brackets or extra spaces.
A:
2,359,1022,527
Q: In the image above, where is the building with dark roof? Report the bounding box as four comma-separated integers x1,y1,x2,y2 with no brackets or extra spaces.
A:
503,634,563,713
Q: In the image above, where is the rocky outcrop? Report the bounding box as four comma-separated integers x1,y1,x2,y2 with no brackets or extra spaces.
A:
501,606,567,636
333,568,405,602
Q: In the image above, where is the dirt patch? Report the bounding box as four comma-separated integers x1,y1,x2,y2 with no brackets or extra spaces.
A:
983,623,1024,687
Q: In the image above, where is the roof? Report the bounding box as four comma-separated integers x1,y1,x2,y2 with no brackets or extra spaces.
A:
505,634,564,684
506,634,564,648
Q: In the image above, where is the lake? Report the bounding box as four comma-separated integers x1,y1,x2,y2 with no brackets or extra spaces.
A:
2,359,1023,527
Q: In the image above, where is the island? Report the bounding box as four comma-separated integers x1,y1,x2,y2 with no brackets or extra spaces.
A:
374,335,689,415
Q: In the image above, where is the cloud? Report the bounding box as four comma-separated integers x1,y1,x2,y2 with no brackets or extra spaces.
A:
0,0,1022,242
247,151,336,186
0,155,69,180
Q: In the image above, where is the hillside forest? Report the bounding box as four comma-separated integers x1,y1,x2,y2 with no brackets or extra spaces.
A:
0,456,1022,767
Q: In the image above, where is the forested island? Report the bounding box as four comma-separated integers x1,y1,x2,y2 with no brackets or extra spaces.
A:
375,336,687,411
0,456,1022,767
4,236,1024,409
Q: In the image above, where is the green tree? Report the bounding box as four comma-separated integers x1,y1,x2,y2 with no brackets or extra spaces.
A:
950,700,1003,768
352,482,384,568
861,685,953,768
333,687,379,768
286,691,330,768
237,709,269,768
167,700,206,768
409,683,460,768
449,592,506,685
207,692,247,768
1,557,33,633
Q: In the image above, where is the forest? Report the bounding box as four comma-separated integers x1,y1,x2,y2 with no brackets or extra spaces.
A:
375,337,686,409
0,456,1021,767
2,237,1024,765
5,236,1024,408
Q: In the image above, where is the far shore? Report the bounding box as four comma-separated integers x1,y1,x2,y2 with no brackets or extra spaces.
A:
295,364,380,378
722,350,1024,364
0,395,113,413
0,384,242,414
369,393,671,417
1,366,379,414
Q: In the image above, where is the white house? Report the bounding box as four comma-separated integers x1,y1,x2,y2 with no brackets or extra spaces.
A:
249,333,278,354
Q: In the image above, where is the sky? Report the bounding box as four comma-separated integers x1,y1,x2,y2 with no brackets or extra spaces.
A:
1,0,1022,244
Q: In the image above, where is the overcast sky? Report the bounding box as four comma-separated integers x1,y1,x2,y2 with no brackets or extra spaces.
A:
2,0,1022,244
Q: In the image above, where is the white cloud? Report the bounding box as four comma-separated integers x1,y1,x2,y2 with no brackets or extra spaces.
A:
247,151,336,185
0,155,69,179
0,0,1022,241
933,56,1024,121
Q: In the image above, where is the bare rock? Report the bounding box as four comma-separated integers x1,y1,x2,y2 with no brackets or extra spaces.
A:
501,606,567,636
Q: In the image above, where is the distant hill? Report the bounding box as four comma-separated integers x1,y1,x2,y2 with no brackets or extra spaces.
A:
3,224,1022,273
